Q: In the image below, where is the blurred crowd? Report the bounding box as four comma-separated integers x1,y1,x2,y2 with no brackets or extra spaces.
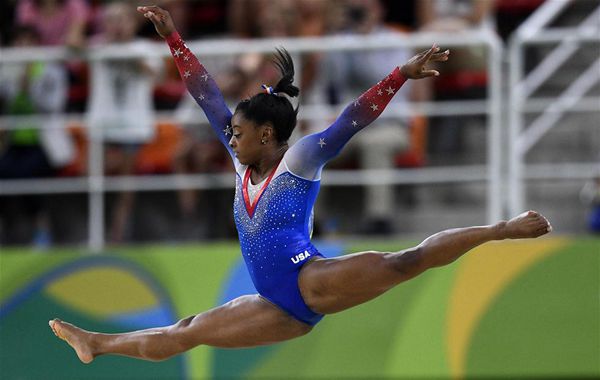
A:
0,0,549,245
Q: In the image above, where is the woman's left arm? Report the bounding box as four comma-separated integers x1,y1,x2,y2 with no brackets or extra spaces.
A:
285,45,449,179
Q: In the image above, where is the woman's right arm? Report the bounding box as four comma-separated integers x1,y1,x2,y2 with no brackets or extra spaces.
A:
138,6,234,156
285,45,449,180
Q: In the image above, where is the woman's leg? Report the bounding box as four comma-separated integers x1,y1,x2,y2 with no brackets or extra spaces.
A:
49,295,311,364
299,211,552,314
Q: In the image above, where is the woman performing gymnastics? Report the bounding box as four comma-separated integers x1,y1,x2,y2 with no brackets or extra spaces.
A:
49,5,552,364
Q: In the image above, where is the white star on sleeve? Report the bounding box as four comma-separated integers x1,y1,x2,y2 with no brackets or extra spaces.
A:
318,138,326,148
370,103,379,111
201,73,209,81
183,55,190,62
377,89,383,96
197,93,205,101
223,125,232,136
183,70,191,78
173,48,182,57
386,86,395,95
353,99,361,107
352,120,358,127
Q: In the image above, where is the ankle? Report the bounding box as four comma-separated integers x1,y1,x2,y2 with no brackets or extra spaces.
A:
88,332,102,357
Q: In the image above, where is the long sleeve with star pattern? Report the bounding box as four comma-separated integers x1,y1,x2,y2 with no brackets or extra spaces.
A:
166,32,234,157
284,67,407,180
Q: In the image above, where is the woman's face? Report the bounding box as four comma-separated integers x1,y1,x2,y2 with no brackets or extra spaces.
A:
228,112,268,165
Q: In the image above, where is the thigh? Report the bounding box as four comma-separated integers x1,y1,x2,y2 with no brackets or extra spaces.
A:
173,294,312,349
299,248,423,314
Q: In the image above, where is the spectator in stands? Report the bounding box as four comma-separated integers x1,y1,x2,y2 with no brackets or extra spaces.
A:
417,0,494,161
228,0,291,38
87,1,163,243
0,26,74,246
15,0,92,113
228,0,302,94
15,0,89,48
307,0,414,235
580,175,600,234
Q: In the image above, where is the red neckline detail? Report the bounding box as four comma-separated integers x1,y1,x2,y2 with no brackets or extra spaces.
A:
242,163,279,218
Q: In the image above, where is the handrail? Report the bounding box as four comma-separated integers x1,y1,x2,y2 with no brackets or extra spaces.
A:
0,30,498,63
520,6,600,98
3,96,599,131
0,30,504,251
515,0,571,40
0,166,489,195
507,1,600,216
518,57,600,155
0,100,492,131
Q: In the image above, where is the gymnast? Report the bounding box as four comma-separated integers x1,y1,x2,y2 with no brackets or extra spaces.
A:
49,5,552,363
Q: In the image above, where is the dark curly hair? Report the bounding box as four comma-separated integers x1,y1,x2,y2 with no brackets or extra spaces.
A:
234,48,299,144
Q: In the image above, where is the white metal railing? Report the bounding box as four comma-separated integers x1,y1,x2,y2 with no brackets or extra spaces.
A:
0,30,504,251
521,6,600,98
508,0,600,216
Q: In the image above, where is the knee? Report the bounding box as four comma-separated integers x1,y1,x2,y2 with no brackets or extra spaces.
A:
384,247,426,276
174,315,195,329
139,330,179,362
142,317,197,361
170,315,200,350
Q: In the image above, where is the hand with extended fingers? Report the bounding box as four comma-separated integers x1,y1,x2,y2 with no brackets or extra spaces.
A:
400,45,450,79
137,5,175,38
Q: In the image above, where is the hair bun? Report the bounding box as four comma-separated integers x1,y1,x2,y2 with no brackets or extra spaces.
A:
272,47,299,98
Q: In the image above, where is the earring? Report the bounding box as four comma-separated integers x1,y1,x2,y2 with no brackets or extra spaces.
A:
261,139,267,145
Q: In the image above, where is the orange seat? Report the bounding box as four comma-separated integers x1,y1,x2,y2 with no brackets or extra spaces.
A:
395,115,427,168
59,124,88,176
135,122,183,174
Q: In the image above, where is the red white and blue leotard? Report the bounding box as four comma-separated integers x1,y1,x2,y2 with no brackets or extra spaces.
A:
166,33,407,325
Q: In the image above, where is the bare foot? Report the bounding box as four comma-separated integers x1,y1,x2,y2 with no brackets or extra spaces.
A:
499,210,552,239
49,319,95,364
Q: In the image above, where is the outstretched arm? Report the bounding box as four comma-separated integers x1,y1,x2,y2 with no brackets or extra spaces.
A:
138,6,234,157
285,45,449,179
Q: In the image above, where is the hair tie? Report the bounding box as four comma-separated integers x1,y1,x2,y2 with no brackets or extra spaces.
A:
261,84,277,95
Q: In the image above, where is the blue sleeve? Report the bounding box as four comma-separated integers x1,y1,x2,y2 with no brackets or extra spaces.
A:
166,32,235,159
285,67,407,180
